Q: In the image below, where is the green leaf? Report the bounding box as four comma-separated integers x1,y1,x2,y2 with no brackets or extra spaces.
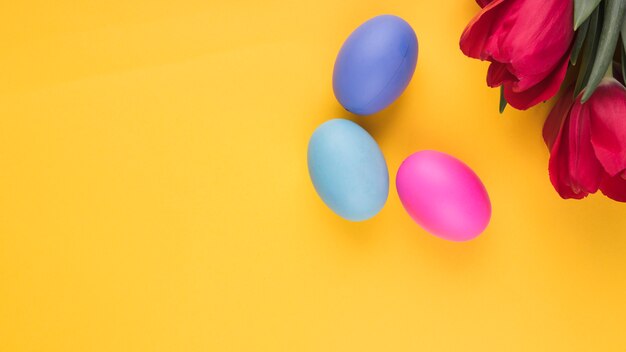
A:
499,85,507,113
575,0,602,30
575,7,601,97
622,44,626,83
622,14,626,48
582,0,626,102
571,17,590,65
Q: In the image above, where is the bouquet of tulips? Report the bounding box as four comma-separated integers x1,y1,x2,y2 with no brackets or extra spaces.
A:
461,0,626,202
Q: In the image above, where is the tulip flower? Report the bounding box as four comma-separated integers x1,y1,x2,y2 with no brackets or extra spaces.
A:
460,0,574,110
543,78,626,201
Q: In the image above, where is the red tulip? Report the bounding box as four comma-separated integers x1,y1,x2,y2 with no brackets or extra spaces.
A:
460,0,574,110
543,79,626,201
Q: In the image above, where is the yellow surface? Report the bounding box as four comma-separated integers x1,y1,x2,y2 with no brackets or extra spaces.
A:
1,1,625,351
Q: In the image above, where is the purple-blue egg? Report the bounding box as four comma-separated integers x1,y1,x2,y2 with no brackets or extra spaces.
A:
333,15,418,116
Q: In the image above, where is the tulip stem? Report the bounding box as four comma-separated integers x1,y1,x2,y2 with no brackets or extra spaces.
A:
604,63,614,79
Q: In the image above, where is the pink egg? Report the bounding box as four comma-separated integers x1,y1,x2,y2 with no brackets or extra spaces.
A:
396,150,491,241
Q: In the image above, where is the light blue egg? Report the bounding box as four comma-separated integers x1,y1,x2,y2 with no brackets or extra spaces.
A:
307,119,389,221
333,15,418,116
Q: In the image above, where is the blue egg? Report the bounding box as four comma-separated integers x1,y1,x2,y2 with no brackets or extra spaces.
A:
333,15,418,116
307,119,389,221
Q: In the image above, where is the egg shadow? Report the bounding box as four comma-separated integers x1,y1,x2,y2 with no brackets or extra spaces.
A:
398,212,493,275
331,88,415,142
363,99,409,137
303,161,381,247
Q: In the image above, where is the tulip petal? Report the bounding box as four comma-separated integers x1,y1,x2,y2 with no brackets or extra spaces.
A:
497,0,574,91
460,0,509,60
543,87,575,151
460,0,574,111
476,0,492,8
588,79,626,176
486,62,516,87
548,112,589,199
599,171,626,202
503,53,570,110
566,101,603,194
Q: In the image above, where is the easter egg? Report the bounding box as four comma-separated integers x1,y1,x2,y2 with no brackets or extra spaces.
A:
308,119,389,221
333,15,418,116
396,150,491,241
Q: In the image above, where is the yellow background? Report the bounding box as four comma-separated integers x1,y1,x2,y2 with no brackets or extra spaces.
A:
1,1,625,350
